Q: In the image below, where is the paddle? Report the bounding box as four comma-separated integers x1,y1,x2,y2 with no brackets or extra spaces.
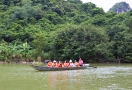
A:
89,66,97,68
83,64,97,68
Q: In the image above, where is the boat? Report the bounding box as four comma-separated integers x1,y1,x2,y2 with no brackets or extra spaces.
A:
30,64,90,71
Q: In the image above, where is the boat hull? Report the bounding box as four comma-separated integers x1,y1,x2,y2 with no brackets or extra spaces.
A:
31,64,89,71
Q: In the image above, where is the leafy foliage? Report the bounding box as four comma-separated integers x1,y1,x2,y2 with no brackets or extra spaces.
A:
49,25,111,62
0,0,132,63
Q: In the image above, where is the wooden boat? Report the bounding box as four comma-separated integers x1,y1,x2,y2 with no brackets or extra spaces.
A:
31,64,90,71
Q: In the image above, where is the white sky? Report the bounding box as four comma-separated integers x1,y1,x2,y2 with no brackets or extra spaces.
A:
81,0,132,12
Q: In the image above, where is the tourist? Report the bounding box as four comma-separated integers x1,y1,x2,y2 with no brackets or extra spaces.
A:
69,60,75,67
78,58,83,66
52,60,58,67
63,60,69,67
74,60,80,67
58,61,63,67
47,61,53,67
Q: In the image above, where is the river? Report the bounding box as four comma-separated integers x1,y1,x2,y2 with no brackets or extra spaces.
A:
0,63,132,90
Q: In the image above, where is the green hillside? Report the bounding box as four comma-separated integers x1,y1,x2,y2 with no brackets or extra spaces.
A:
0,0,132,63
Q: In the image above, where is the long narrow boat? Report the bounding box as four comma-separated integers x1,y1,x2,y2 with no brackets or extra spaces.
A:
31,64,90,71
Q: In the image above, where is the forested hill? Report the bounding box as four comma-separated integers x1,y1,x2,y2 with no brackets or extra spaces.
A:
108,1,131,14
0,0,132,63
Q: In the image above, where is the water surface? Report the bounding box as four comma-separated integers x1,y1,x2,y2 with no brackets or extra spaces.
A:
0,64,132,90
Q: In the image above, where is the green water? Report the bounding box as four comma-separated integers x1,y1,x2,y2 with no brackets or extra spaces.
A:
0,64,132,90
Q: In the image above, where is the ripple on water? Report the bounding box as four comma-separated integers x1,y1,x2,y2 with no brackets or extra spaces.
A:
100,84,130,90
89,66,132,78
1,64,132,90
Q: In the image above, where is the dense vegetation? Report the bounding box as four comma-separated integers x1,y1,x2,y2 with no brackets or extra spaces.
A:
108,1,131,14
0,0,132,63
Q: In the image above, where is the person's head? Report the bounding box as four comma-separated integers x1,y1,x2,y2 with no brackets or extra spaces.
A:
64,60,68,63
79,58,82,60
59,61,62,63
53,60,57,63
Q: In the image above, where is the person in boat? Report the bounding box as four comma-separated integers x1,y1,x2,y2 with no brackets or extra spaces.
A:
57,61,63,68
69,60,75,67
78,58,83,66
63,60,69,67
74,60,80,67
47,61,53,67
52,60,58,67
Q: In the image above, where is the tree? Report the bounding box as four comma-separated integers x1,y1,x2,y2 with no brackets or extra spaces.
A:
50,24,111,62
32,32,48,58
91,15,106,26
80,2,96,16
106,25,130,63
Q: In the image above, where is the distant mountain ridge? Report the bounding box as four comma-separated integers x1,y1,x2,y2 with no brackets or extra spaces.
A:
108,1,131,14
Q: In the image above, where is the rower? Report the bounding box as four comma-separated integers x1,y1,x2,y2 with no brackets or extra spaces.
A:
78,58,83,66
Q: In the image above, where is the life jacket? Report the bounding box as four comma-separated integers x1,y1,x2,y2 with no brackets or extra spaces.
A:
63,63,67,67
64,62,69,67
74,62,80,67
58,62,63,67
52,62,57,67
47,61,52,67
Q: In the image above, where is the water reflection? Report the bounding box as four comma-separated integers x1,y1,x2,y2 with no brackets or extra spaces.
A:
46,70,87,90
44,66,132,90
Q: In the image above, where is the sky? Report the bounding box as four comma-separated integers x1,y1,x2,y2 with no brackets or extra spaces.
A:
81,0,132,12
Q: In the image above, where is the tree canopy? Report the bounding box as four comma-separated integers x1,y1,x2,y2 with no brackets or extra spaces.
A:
0,0,132,63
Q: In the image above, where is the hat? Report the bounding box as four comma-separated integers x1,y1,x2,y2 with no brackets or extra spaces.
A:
69,60,72,62
53,60,57,62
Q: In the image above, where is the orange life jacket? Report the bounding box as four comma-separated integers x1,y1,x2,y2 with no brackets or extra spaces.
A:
64,63,67,67
47,61,52,67
52,62,57,67
64,62,70,67
74,62,80,67
58,62,63,67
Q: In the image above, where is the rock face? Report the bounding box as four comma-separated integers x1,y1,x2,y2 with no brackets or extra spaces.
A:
108,1,131,14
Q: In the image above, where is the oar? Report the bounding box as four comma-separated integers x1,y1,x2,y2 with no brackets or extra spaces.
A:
89,66,97,68
83,64,97,68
